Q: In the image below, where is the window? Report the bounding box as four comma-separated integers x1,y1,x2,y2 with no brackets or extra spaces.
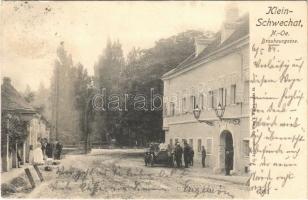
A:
199,94,204,109
182,97,186,113
243,140,250,157
218,88,227,106
197,139,202,152
189,139,193,148
208,91,214,108
206,138,212,155
170,102,175,116
219,88,223,106
231,84,236,104
190,96,196,110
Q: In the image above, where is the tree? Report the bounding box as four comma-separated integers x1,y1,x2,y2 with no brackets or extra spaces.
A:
23,85,35,103
93,30,207,146
50,42,83,145
94,39,125,144
71,63,91,142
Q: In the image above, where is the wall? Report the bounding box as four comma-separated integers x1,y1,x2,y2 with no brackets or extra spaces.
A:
163,43,250,174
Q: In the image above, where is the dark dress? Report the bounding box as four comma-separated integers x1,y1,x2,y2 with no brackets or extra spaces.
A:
45,143,53,158
55,143,63,160
183,145,190,168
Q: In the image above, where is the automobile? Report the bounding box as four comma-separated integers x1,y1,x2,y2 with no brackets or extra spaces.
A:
144,143,174,167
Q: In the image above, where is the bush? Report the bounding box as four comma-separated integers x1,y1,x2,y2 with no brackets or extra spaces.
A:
10,177,28,188
1,183,17,196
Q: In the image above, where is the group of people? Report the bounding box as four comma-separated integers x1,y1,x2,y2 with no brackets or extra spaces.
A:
173,140,207,168
41,139,63,160
28,138,63,165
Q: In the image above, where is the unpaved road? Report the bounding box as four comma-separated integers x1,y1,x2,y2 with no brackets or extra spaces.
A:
22,149,249,199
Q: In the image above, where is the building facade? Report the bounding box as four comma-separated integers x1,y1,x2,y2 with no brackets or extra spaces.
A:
162,9,250,175
1,77,50,172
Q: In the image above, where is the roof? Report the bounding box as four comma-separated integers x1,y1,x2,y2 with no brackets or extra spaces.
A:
162,13,249,79
1,78,36,114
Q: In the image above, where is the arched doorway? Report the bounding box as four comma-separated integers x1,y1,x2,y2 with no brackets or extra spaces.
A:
219,130,234,175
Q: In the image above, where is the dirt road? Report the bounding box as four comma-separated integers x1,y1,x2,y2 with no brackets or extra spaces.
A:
24,149,249,199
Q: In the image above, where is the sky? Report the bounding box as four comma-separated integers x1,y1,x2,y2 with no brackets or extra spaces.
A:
0,1,249,92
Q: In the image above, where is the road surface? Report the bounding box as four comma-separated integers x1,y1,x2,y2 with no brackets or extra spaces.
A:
23,149,249,199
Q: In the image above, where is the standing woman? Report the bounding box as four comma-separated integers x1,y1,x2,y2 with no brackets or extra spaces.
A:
33,143,44,165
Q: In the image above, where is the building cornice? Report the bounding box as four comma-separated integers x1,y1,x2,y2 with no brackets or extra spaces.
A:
165,114,249,126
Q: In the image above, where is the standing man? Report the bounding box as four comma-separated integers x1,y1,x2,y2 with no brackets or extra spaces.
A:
174,142,183,168
183,140,190,168
201,146,206,168
58,142,63,160
55,141,63,160
225,148,234,176
190,147,194,166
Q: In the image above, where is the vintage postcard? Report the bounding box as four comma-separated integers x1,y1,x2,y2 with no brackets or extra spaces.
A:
0,1,307,199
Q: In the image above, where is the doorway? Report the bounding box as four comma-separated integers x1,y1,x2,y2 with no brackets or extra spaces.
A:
219,130,234,174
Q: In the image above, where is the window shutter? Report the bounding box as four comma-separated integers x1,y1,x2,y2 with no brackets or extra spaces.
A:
224,88,228,106
226,86,231,106
213,90,218,107
207,92,211,109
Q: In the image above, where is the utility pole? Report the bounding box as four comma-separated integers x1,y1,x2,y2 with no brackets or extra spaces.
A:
55,66,59,141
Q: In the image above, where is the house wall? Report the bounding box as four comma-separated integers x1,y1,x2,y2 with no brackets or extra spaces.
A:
163,43,250,175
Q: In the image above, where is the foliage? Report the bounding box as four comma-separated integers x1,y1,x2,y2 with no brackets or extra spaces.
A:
93,30,205,146
23,85,35,103
49,30,207,146
1,113,28,147
94,39,125,143
50,42,91,144
30,82,51,119
71,63,91,140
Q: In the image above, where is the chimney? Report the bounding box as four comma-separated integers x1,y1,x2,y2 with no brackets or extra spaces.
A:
225,3,239,23
221,3,239,44
3,77,11,86
194,32,215,58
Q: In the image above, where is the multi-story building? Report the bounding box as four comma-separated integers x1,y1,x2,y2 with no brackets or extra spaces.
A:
162,7,249,175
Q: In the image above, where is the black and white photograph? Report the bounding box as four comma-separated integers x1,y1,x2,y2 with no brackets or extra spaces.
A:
1,1,306,199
